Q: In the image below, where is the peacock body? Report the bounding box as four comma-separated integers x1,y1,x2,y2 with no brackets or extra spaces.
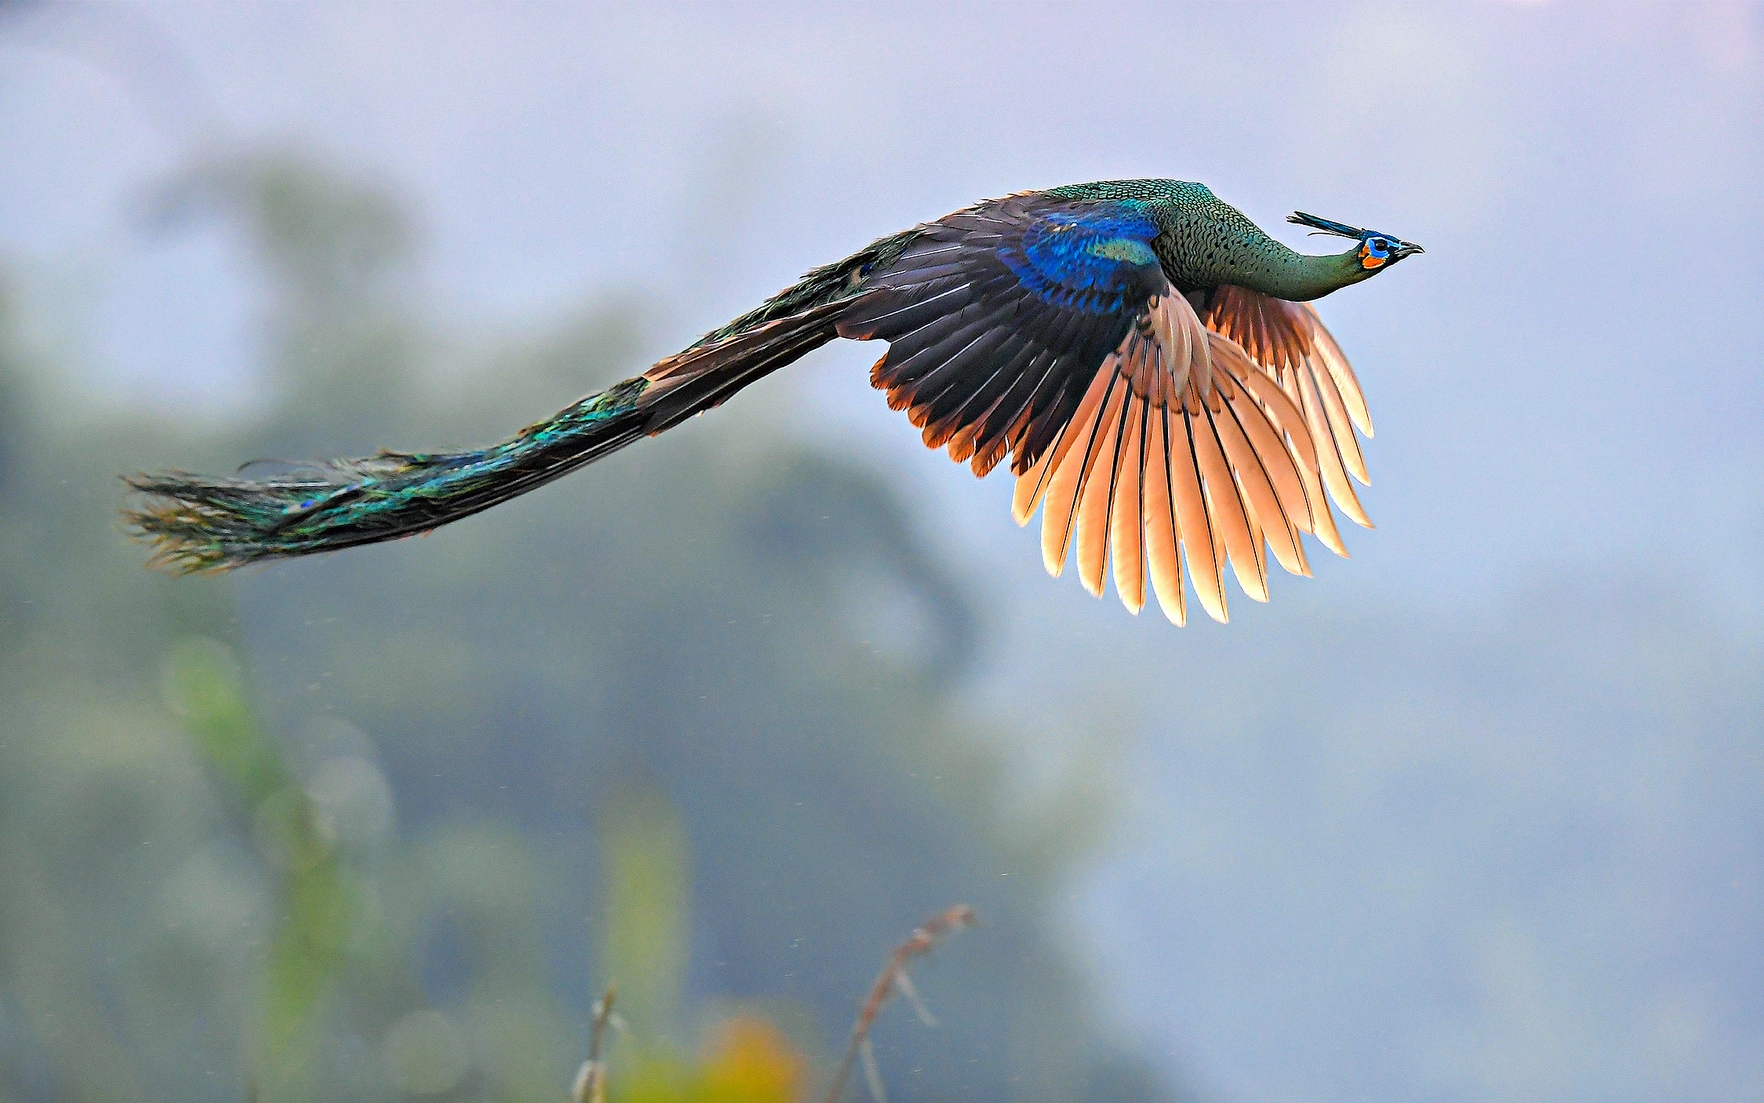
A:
126,179,1421,624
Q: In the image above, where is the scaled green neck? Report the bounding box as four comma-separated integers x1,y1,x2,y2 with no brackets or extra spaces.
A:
1128,181,1378,301
1220,243,1372,302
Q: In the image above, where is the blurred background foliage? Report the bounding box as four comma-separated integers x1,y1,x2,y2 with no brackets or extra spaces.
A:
0,154,1155,1103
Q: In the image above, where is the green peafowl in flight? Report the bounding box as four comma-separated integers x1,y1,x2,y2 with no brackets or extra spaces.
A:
125,179,1421,624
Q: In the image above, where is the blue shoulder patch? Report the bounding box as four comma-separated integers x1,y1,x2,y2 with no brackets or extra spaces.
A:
1000,205,1162,315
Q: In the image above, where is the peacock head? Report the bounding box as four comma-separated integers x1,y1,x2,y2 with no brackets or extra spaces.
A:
1287,211,1423,273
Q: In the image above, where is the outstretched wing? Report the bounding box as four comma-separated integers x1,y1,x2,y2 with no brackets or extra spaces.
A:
1203,284,1375,555
840,194,1325,625
837,194,1167,479
1008,297,1320,625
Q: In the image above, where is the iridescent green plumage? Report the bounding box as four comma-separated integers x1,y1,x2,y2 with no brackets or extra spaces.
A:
126,178,1419,620
1043,179,1414,299
128,378,650,572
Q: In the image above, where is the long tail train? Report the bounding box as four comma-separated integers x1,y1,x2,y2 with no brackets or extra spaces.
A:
125,289,872,573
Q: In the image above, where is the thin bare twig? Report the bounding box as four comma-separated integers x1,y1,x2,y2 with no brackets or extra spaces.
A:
823,905,976,1103
570,988,618,1103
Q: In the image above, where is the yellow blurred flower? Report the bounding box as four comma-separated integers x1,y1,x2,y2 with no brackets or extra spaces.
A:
699,1015,806,1103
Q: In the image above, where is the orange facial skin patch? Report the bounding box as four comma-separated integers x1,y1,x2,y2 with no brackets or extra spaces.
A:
1359,244,1386,270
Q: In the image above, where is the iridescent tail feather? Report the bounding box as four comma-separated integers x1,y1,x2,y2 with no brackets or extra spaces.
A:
125,378,652,573
125,288,868,573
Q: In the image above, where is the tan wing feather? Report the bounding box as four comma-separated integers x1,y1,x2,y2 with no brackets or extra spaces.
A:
1210,338,1314,532
1310,359,1371,485
1212,380,1307,577
1202,442,1233,617
1075,385,1129,596
1281,397,1349,554
1244,504,1267,588
1225,380,1313,535
1143,407,1185,625
1040,371,1126,575
1231,361,1346,553
1193,401,1268,603
1012,435,1056,524
1235,367,1318,479
1296,365,1373,528
1015,362,1113,525
1301,304,1373,436
1168,407,1227,623
1252,364,1349,554
1109,398,1147,613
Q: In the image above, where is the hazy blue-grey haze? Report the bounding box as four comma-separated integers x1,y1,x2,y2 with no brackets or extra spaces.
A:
2,4,1759,1103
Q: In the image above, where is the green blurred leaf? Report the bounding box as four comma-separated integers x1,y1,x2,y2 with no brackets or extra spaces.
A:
599,787,691,1050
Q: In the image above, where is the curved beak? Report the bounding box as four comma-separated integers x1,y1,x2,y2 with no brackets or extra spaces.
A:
1393,240,1425,259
